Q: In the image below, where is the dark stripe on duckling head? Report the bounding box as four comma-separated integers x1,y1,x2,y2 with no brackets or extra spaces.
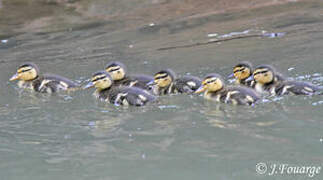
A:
105,61,127,72
91,71,112,82
235,61,253,69
19,68,33,73
254,64,287,82
233,67,246,73
253,70,269,76
254,65,275,74
202,73,223,84
203,73,223,80
204,78,217,84
154,73,169,80
106,67,121,72
18,62,40,74
155,69,176,80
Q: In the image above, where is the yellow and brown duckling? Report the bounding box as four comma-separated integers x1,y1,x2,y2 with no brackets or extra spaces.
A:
195,73,260,105
9,62,79,93
251,65,322,95
84,71,156,106
150,69,202,95
229,61,255,88
105,61,154,91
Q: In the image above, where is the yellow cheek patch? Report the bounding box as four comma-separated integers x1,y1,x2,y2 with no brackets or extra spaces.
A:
202,80,208,86
157,78,171,87
95,78,112,89
254,74,260,79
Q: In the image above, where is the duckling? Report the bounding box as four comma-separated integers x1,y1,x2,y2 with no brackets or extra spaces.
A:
252,65,322,95
105,61,153,91
195,73,260,105
84,71,156,106
9,62,79,93
229,61,255,87
150,69,202,95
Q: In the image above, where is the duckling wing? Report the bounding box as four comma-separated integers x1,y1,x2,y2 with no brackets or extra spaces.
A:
279,81,322,95
226,86,260,105
131,75,154,84
43,74,80,88
121,75,154,90
174,75,202,93
115,87,156,106
244,79,256,88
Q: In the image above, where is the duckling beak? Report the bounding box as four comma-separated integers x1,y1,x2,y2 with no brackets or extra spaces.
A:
147,80,157,86
83,81,94,89
228,73,234,78
9,73,19,81
245,76,254,81
195,85,207,94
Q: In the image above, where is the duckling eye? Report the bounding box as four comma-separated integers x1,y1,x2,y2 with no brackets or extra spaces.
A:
92,75,106,82
155,74,168,80
206,79,216,84
108,67,121,72
254,70,268,76
20,68,32,73
234,67,245,73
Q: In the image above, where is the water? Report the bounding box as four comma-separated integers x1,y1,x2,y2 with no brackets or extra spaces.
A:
0,0,323,180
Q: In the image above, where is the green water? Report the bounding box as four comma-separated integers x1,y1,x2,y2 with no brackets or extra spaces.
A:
0,1,323,180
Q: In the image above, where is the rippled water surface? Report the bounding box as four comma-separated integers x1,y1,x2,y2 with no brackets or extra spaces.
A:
0,1,323,180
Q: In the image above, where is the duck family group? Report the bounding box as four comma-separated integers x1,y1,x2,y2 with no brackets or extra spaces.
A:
9,61,322,106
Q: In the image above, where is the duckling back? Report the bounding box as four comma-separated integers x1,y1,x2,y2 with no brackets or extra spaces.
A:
119,87,156,106
19,74,79,93
113,75,154,91
174,75,202,93
275,81,322,95
224,86,260,105
98,86,156,106
127,74,154,90
38,74,79,93
237,79,255,88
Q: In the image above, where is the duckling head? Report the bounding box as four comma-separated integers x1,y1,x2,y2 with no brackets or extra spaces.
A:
10,62,39,81
232,61,253,81
84,71,113,90
195,73,224,93
105,61,126,81
153,69,176,88
253,65,275,84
